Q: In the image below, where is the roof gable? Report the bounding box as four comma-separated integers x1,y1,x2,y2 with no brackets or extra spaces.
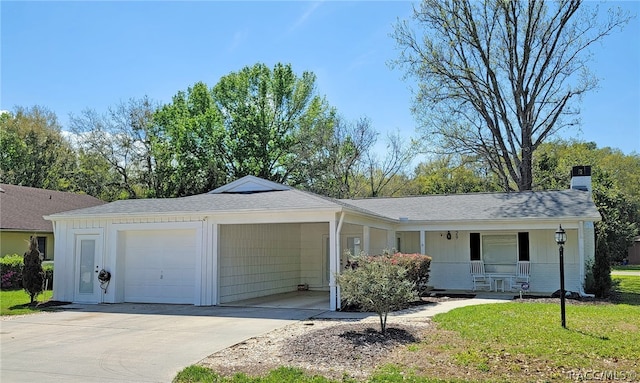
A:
209,175,291,194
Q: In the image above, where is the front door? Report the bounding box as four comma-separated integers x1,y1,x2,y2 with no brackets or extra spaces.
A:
75,235,102,303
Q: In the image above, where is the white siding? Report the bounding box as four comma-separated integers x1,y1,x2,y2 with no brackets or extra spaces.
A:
397,231,421,254
369,228,389,255
219,223,302,303
426,229,584,293
300,223,329,289
426,231,473,290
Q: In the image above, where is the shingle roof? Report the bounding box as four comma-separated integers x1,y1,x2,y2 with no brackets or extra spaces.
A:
341,189,601,222
0,184,105,231
42,176,601,223
45,188,343,218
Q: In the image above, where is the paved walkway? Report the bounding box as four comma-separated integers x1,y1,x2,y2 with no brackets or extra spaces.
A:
612,270,640,276
315,295,512,320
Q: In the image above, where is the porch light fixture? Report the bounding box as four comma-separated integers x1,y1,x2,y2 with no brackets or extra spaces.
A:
555,225,567,328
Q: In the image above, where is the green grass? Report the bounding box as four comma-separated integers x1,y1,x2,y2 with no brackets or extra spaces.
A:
432,303,640,370
0,289,54,316
612,274,640,304
175,299,640,382
173,366,343,383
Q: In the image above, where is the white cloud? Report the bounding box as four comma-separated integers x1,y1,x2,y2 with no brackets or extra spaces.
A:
289,2,322,33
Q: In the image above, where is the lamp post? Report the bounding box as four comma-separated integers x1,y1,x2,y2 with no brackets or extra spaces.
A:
555,225,567,328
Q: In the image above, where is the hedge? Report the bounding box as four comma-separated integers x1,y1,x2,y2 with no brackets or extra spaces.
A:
0,254,53,290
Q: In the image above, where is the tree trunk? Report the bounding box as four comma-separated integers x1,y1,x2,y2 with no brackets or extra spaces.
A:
518,139,534,191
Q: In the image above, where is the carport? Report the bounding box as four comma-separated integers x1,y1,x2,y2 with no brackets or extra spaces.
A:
217,222,332,305
46,176,399,311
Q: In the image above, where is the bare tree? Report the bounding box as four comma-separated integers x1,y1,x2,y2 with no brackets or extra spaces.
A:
392,0,631,191
69,97,158,199
364,131,417,197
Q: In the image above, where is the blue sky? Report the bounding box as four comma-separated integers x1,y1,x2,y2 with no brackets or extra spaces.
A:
2,1,639,157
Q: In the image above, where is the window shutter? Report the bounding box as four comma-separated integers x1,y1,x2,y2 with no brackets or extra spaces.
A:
518,232,530,261
470,233,480,260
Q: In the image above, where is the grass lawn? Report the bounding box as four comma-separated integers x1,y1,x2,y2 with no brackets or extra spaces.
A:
175,273,640,383
0,289,54,316
612,274,640,305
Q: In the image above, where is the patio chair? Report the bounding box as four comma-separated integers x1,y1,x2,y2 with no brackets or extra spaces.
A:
470,260,491,291
510,261,530,290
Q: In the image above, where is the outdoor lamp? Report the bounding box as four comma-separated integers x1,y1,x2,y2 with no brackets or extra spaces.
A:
555,225,567,328
555,225,567,245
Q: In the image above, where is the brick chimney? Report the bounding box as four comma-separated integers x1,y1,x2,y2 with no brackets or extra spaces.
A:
570,165,592,191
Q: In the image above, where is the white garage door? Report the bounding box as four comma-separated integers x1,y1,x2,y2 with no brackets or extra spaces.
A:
124,229,197,304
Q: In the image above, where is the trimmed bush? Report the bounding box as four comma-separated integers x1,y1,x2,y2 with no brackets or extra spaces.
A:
390,252,432,295
337,253,417,333
23,236,45,303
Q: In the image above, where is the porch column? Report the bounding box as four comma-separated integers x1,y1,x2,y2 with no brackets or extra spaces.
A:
210,223,219,306
330,212,344,311
363,226,370,255
420,230,426,254
578,221,585,293
387,229,396,252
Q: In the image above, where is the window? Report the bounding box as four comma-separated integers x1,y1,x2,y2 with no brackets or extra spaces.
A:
482,234,517,265
470,233,480,260
347,237,361,256
30,236,47,259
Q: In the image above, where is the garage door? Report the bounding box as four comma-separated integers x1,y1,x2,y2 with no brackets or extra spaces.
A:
124,229,197,304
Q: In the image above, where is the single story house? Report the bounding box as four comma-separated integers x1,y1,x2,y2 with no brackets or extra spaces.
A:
0,184,105,260
46,167,600,311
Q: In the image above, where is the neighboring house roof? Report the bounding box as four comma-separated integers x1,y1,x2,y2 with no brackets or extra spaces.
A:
342,189,601,222
44,176,601,223
0,184,105,232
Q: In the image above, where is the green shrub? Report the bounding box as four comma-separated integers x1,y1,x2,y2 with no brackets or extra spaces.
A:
0,255,53,291
337,253,417,333
390,252,432,295
0,254,24,290
43,263,54,290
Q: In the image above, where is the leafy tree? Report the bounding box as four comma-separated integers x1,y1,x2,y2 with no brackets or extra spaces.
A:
0,106,76,189
412,155,500,195
212,63,335,184
295,116,378,199
532,140,639,296
73,150,124,201
153,82,228,197
336,253,417,334
533,140,639,264
22,237,44,304
392,0,631,191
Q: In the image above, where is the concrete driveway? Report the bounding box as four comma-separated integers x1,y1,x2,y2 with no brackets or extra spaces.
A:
1,303,324,383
